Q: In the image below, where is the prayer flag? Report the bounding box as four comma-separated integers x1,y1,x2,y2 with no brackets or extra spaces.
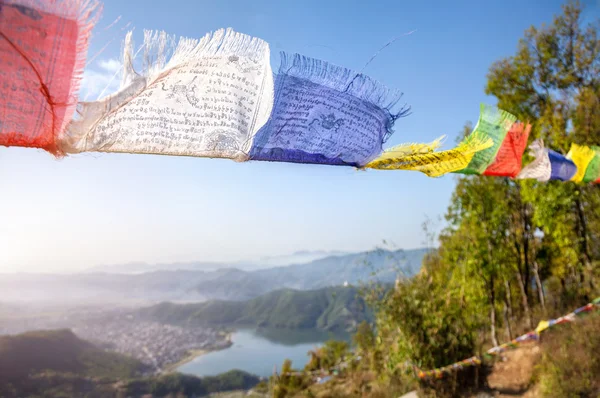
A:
0,0,100,155
535,320,550,334
517,139,551,181
581,146,600,183
548,149,577,181
365,132,493,177
249,52,409,167
483,122,531,177
61,28,274,161
455,104,516,175
566,143,596,182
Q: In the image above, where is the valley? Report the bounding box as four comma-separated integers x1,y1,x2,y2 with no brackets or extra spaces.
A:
0,248,424,396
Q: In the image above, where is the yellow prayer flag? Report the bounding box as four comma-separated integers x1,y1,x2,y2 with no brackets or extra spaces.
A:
535,320,550,334
566,143,596,183
366,133,493,177
373,136,445,159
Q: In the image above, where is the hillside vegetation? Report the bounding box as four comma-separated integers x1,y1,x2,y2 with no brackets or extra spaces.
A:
270,3,600,397
537,312,600,397
139,286,371,332
0,329,145,397
0,329,262,398
0,329,145,381
124,370,261,397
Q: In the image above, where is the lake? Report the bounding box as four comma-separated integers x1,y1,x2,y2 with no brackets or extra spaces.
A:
177,328,348,378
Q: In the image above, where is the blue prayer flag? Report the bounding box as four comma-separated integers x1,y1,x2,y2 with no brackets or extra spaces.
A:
249,52,409,166
548,149,577,181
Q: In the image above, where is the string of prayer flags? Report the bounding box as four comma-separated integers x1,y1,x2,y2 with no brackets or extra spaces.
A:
249,52,410,167
1,7,599,185
485,332,538,358
417,357,481,379
454,104,517,175
60,28,274,161
417,297,600,380
0,0,100,155
581,146,600,183
483,122,531,178
566,144,596,182
365,132,493,177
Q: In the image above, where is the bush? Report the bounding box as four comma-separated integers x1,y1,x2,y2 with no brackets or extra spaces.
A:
537,312,600,397
124,370,260,397
272,359,312,398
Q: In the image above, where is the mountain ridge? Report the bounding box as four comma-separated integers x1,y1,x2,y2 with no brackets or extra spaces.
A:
137,285,372,332
0,248,427,303
87,250,353,274
193,248,427,300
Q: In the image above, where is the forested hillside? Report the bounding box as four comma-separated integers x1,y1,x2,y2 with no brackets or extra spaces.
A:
0,329,146,381
139,286,371,332
192,249,425,300
271,3,600,397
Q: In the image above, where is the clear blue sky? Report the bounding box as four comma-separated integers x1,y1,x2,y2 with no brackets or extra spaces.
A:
1,0,597,272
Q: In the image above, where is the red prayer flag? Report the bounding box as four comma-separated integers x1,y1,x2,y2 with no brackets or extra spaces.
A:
483,122,531,178
0,0,100,155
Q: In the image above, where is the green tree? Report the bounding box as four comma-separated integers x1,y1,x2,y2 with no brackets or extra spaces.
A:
486,0,600,301
361,2,599,393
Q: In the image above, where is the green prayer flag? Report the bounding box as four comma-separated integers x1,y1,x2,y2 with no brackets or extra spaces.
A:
455,104,517,175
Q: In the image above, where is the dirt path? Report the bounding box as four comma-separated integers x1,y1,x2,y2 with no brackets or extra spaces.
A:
484,342,542,397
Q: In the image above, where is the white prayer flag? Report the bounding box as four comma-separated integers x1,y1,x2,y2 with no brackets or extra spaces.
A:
517,139,551,181
60,28,274,161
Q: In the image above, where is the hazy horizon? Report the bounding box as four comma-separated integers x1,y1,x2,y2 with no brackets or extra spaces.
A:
0,246,427,274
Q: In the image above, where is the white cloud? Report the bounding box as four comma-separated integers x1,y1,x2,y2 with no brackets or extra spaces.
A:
79,58,122,101
98,58,122,74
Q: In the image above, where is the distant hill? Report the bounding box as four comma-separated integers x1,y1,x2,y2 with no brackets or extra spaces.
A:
0,269,216,303
0,329,146,381
138,286,371,332
87,261,229,274
89,250,350,273
0,248,427,303
239,250,350,268
193,248,427,300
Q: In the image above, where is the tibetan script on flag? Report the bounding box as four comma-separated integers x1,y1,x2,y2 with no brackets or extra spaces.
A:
61,28,274,161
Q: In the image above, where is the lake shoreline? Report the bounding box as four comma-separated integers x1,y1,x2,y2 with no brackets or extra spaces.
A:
173,328,347,378
164,332,233,373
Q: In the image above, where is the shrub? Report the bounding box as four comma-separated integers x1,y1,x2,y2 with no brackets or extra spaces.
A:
537,312,600,397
